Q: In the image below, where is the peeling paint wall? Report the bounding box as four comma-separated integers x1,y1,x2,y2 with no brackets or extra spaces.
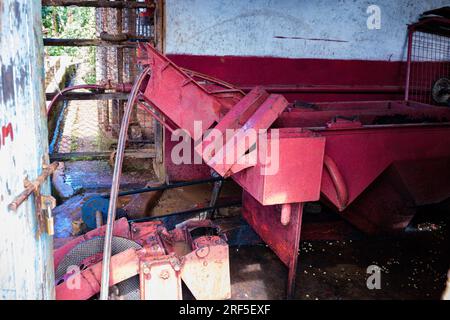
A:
165,0,449,61
0,0,54,299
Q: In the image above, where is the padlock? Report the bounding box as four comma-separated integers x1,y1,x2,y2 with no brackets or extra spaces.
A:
45,202,54,236
41,196,56,236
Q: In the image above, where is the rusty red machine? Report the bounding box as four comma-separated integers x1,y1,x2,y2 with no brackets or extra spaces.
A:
55,218,230,300
55,16,450,299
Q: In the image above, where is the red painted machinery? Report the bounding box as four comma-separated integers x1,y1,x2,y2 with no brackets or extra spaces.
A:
55,218,230,300
132,16,450,297
56,16,450,299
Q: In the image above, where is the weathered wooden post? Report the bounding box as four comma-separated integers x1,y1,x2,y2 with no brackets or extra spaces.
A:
0,0,55,299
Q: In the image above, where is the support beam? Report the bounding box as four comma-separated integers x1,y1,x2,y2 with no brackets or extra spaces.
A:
46,91,129,101
42,0,154,9
44,38,150,47
49,148,155,162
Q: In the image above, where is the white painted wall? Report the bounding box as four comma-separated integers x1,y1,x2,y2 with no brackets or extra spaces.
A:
0,0,54,299
165,0,449,61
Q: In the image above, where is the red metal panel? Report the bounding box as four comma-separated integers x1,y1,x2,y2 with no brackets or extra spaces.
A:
181,236,231,300
168,54,405,95
242,191,303,297
339,157,450,234
320,125,450,211
275,100,450,128
392,157,450,205
200,88,289,177
233,129,325,205
140,44,223,138
339,163,418,234
164,128,212,182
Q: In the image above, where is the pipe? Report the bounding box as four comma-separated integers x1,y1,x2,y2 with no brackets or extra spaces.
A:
323,155,349,211
46,82,133,115
128,200,242,224
47,84,105,115
180,67,243,93
99,67,151,300
101,176,225,198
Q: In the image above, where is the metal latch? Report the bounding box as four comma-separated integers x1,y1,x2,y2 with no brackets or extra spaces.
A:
8,162,59,236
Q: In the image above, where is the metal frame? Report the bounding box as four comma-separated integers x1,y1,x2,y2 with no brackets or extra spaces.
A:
132,43,450,298
405,17,450,104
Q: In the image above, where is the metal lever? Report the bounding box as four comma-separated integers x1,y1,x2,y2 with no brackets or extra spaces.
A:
200,171,223,220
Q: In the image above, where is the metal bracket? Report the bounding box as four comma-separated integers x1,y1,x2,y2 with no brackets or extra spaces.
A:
8,162,59,236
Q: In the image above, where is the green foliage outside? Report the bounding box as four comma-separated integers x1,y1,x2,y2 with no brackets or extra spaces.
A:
42,7,97,84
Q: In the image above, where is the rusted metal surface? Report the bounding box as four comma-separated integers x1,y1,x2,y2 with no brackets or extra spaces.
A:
122,182,164,219
138,45,226,138
55,219,230,300
139,254,183,300
92,1,155,141
46,82,132,115
0,0,55,299
8,162,59,211
50,148,155,161
46,91,129,101
181,236,231,300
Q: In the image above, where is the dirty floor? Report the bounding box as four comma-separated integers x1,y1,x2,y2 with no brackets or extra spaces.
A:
230,229,449,300
52,160,450,300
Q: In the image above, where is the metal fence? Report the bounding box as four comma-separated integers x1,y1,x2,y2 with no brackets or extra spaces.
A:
406,21,450,105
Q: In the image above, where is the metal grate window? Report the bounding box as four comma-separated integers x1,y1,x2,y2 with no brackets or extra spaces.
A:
407,29,450,105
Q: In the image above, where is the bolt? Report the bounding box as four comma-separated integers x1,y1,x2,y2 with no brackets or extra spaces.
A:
160,270,170,280
172,263,181,272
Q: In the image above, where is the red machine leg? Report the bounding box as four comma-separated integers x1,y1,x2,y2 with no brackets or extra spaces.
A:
242,191,304,298
286,203,303,299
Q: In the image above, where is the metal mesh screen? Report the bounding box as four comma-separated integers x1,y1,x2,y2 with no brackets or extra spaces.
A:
407,31,450,105
56,236,142,300
96,4,154,141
